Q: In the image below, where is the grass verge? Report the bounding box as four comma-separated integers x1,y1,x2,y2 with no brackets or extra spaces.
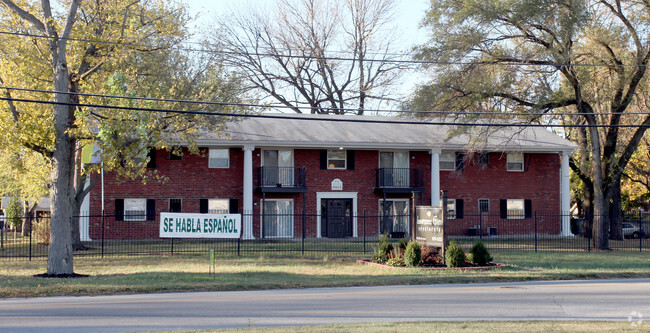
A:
185,321,647,333
1,251,649,298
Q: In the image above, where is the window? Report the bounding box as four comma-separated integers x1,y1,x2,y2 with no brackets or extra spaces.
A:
506,199,524,219
146,148,156,169
478,152,489,166
446,199,464,219
199,198,238,214
124,199,146,221
439,152,455,171
321,150,355,170
115,199,154,221
209,148,229,168
379,151,410,187
262,150,294,186
169,147,183,160
169,199,182,213
507,153,524,171
379,199,409,235
208,199,229,214
478,198,490,214
327,150,346,169
262,199,293,238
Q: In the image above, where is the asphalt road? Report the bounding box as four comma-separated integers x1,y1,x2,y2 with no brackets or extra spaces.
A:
1,278,649,332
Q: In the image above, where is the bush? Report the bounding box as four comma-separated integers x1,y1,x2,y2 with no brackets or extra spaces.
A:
445,241,466,268
397,238,409,251
404,241,421,267
469,240,493,266
386,257,405,267
371,233,394,264
32,218,50,245
420,246,442,266
5,198,22,230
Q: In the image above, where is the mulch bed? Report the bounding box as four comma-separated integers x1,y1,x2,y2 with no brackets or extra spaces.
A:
356,259,508,270
34,273,89,278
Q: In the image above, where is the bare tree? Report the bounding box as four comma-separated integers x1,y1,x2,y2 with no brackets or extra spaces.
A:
216,0,402,115
410,0,650,249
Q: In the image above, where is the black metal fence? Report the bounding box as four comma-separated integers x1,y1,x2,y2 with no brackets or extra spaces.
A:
1,211,648,260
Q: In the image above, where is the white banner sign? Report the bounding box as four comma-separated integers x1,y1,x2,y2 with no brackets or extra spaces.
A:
160,213,241,238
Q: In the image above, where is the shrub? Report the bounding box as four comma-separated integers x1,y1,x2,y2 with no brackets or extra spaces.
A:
445,241,466,268
33,218,50,245
397,238,409,251
371,233,394,264
404,241,421,267
5,197,22,230
469,240,493,266
420,246,442,266
386,257,405,267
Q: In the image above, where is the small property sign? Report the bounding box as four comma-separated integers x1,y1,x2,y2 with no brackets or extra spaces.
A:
415,206,445,248
160,212,241,238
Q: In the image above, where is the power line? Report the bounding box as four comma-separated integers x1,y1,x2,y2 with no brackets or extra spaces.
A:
1,94,648,129
3,85,650,117
0,30,648,68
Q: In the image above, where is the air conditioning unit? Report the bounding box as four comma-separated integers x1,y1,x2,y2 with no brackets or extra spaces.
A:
488,227,498,236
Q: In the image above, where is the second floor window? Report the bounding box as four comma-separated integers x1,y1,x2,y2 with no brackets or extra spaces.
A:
209,148,229,168
327,150,346,169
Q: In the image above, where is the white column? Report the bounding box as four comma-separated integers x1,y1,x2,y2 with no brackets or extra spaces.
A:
243,145,255,239
430,149,441,207
79,177,93,241
561,151,573,236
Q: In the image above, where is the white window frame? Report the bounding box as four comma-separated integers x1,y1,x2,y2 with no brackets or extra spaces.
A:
440,152,456,171
478,198,490,214
506,199,525,219
327,150,346,169
378,199,410,235
208,148,230,168
124,198,146,221
207,198,229,214
447,199,457,219
507,153,524,172
260,199,294,238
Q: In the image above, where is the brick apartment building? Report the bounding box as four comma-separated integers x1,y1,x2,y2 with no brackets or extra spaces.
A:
86,114,576,240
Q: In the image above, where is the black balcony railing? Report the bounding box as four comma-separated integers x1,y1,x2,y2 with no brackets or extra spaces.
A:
376,168,424,190
257,166,307,192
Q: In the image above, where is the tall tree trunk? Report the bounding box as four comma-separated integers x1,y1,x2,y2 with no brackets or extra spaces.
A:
607,180,623,240
588,125,609,250
21,202,37,237
47,42,76,276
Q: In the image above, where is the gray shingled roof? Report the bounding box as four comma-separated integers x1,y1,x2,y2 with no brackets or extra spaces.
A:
194,113,577,152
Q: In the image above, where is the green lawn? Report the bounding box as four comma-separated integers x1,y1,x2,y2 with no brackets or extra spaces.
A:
1,251,649,298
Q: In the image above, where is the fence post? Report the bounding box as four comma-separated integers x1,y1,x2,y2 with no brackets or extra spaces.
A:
363,210,366,253
302,209,305,256
170,237,174,256
534,211,538,252
636,211,645,252
587,215,594,252
101,210,105,258
479,213,483,241
28,216,32,261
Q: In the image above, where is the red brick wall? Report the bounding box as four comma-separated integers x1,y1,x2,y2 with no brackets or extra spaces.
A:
89,148,561,239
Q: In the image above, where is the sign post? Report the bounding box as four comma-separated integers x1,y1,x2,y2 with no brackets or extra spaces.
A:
209,249,215,278
415,191,448,264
